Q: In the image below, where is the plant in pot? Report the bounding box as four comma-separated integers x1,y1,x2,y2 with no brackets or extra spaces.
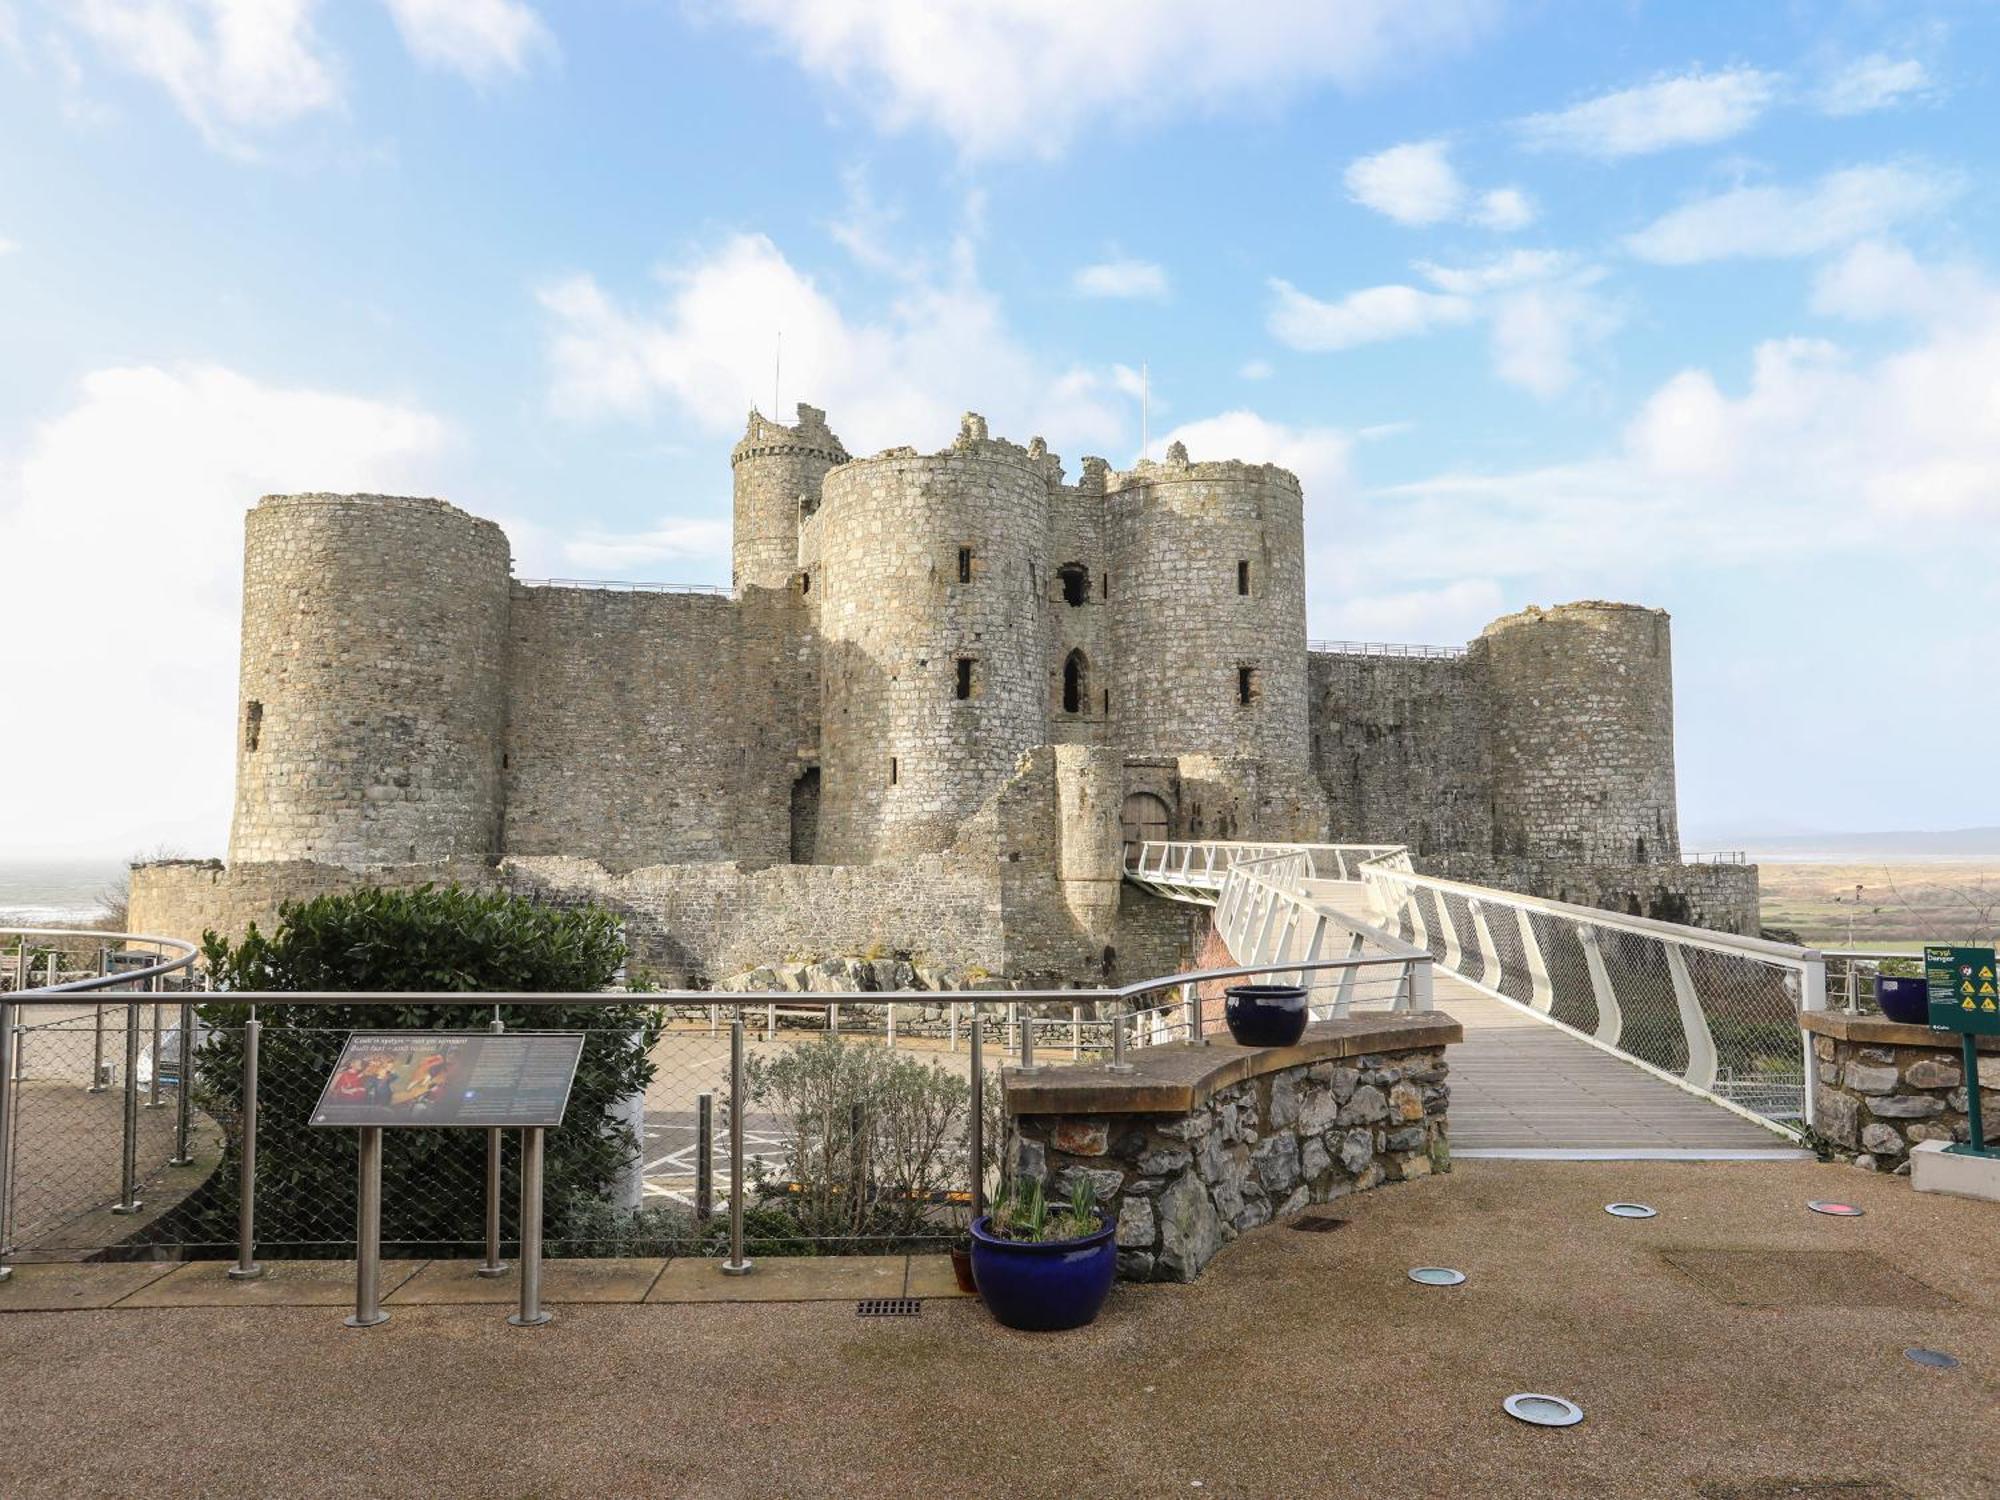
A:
970,1177,1116,1332
1222,981,1310,1047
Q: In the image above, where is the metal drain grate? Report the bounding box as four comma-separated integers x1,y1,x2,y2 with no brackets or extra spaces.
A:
856,1298,922,1318
1291,1215,1350,1233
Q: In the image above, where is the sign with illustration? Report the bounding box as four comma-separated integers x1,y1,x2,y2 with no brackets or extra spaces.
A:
1925,945,2000,1038
310,1032,586,1128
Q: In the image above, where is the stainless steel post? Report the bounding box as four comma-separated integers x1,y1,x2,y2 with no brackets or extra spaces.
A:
1108,1005,1133,1074
967,1008,984,1221
1187,981,1206,1046
507,1126,551,1327
695,1091,713,1224
0,1000,15,1282
227,1010,263,1279
1071,1003,1081,1060
170,999,195,1165
145,977,165,1108
346,1126,388,1327
720,1015,753,1275
1017,1001,1037,1073
110,1001,143,1214
89,946,107,1093
476,1009,508,1278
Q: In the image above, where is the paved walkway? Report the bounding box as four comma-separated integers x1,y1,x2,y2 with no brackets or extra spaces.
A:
2,1160,1991,1500
1433,973,1803,1155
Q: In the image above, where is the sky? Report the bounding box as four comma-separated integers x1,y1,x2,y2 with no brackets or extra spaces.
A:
1,0,1996,859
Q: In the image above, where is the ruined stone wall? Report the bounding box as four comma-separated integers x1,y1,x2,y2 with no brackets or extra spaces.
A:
129,857,502,946
730,404,847,591
815,420,1056,862
1474,602,1679,866
228,494,511,868
1104,454,1311,773
1045,467,1113,747
501,584,802,871
1308,651,1491,857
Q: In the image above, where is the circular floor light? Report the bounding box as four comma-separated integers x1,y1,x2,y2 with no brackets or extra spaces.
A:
1408,1267,1466,1286
1504,1393,1583,1427
1807,1200,1865,1217
1905,1348,1959,1370
1604,1202,1657,1219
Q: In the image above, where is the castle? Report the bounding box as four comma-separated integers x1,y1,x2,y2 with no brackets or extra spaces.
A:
130,405,1757,982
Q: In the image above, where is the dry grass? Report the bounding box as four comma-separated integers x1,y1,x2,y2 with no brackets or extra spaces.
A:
1757,861,2000,949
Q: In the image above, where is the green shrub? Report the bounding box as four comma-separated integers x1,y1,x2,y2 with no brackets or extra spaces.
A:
158,885,658,1257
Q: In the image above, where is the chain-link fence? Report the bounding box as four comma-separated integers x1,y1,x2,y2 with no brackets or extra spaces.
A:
1365,872,1820,1125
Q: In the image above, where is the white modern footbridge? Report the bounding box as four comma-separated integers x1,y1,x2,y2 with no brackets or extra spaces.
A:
1125,841,1823,1159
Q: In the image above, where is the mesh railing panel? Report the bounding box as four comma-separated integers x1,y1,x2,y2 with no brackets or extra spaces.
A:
1485,907,1532,1006
1684,948,1808,1120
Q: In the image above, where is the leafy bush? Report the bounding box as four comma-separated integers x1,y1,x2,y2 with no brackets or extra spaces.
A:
155,885,658,1257
744,1034,973,1248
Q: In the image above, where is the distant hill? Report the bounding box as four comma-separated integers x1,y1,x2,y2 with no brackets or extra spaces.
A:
1691,826,2000,859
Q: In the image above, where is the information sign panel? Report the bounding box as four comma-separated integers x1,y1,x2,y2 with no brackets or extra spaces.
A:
1925,945,2000,1037
310,1032,586,1128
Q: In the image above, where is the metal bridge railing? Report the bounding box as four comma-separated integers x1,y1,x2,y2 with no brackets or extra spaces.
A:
1123,839,1409,893
0,931,1414,1279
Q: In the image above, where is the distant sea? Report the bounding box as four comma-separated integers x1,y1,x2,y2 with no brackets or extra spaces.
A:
0,859,125,926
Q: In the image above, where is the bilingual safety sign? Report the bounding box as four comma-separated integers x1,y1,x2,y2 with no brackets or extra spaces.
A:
1925,945,2000,1038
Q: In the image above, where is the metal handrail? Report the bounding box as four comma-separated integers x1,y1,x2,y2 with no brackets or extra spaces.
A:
1306,639,1467,659
515,578,732,595
3,928,200,993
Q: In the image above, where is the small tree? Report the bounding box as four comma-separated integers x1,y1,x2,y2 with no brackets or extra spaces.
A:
178,885,659,1256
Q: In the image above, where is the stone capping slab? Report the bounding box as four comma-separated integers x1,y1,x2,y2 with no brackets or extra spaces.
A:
1003,1012,1463,1117
1802,1012,2000,1052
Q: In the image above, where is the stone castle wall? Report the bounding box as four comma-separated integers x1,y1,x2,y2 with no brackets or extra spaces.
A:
228,494,512,867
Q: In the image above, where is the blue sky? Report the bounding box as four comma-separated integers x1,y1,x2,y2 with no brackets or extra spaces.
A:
1,0,1996,858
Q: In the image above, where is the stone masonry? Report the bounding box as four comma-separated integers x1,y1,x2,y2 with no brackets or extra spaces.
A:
1006,1013,1460,1282
131,401,1740,982
1804,1011,2000,1172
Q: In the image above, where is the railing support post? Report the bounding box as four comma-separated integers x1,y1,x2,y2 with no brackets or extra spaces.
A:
110,1000,143,1215
695,1091,714,1224
227,1009,263,1279
507,1126,551,1328
721,1015,753,1276
476,1009,508,1278
145,976,165,1109
169,998,195,1166
0,999,15,1282
345,1125,388,1328
89,947,108,1093
1799,955,1827,1132
968,1007,986,1220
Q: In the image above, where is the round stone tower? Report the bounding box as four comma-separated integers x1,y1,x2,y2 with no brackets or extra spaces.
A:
1103,446,1311,767
813,415,1055,862
730,403,848,592
227,494,512,868
1473,601,1679,865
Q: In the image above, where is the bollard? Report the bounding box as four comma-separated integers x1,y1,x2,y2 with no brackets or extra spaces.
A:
170,999,195,1166
227,1010,263,1279
695,1091,713,1224
720,1015,753,1275
507,1126,551,1327
346,1126,388,1327
111,1001,143,1214
476,1010,508,1278
967,1008,984,1222
0,999,15,1282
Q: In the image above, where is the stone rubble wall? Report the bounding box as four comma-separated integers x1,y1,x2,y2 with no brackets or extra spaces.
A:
1809,1020,2000,1172
1012,1043,1450,1283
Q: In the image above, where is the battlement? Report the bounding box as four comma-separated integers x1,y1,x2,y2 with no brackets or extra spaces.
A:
1102,441,1304,497
730,403,848,467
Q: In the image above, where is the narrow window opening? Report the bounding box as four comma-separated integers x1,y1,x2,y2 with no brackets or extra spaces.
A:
243,700,263,753
798,570,811,595
1237,560,1250,596
502,752,510,771
1058,563,1089,606
1101,572,1110,600
955,657,975,700
1063,649,1087,714
957,546,972,583
889,756,899,785
1101,688,1109,714
1237,666,1258,706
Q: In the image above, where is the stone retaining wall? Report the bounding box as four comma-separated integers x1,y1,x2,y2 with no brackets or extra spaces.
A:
1804,1012,2000,1172
1005,1013,1460,1282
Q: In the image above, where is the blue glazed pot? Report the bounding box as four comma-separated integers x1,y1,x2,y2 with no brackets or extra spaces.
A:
969,1213,1117,1332
1224,983,1310,1048
1876,975,1929,1026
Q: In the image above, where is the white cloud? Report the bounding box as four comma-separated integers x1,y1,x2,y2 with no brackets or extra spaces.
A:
1487,279,1617,399
1072,258,1169,300
539,232,1130,460
381,0,549,80
1816,55,1932,116
1344,139,1533,230
0,365,448,856
0,235,17,255
714,0,1500,158
1266,278,1474,352
1518,67,1779,157
1810,239,1985,324
1625,163,1958,265
1415,249,1573,296
1238,359,1274,381
1317,577,1506,644
72,0,340,147
1157,409,1351,504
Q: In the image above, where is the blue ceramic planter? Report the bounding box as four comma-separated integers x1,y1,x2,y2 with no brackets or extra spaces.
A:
969,1213,1117,1331
1876,975,1928,1026
1224,983,1310,1048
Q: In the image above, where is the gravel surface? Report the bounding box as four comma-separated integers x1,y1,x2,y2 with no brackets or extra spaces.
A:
2,1159,1993,1499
